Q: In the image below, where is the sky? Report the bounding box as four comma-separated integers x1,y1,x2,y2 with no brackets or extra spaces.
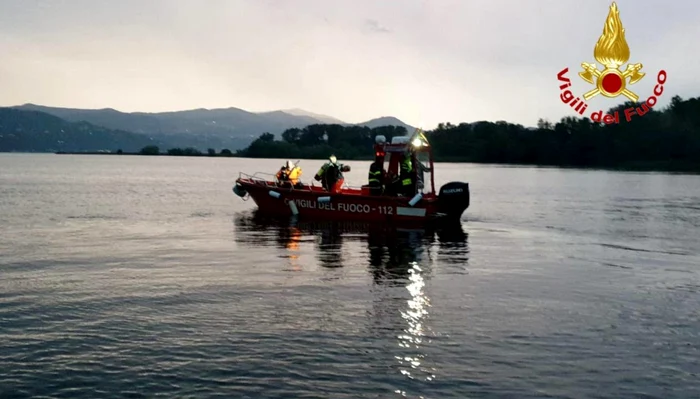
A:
1,0,699,129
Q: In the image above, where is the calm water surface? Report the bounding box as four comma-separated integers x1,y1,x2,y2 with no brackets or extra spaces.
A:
1,154,699,398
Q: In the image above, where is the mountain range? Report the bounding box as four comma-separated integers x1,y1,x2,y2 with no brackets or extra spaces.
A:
0,103,415,153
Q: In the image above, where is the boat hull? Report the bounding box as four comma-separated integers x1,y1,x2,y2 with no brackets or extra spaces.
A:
233,177,469,225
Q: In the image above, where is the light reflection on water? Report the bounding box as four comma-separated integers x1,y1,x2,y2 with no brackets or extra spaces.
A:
282,226,303,271
233,210,468,393
397,263,435,382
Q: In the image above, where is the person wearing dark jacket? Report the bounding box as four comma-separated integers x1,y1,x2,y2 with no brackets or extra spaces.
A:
314,155,350,193
398,153,415,196
367,160,385,195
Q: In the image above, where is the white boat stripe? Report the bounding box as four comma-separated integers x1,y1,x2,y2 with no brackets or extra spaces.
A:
396,207,426,217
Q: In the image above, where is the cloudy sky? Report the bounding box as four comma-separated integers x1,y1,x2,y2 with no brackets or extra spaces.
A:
1,0,698,128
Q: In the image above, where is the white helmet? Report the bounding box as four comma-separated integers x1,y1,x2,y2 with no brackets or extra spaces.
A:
286,160,294,168
329,155,337,164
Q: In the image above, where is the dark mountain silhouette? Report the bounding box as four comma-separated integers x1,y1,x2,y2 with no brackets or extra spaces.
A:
256,110,323,129
0,108,171,152
9,104,415,151
357,116,415,132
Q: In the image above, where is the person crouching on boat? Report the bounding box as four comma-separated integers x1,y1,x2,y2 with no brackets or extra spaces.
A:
314,155,350,193
276,160,302,188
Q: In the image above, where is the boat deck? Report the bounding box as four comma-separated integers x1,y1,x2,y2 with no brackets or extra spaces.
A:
237,172,436,199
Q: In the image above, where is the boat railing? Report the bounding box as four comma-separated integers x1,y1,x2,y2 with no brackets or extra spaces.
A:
340,182,364,192
237,172,437,198
237,171,371,193
237,171,319,192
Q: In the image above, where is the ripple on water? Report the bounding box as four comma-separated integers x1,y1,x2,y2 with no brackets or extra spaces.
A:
2,155,700,398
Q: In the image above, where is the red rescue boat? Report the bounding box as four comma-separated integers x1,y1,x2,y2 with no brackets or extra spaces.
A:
232,130,470,225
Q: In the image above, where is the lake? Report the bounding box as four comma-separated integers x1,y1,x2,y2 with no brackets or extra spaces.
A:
1,153,699,398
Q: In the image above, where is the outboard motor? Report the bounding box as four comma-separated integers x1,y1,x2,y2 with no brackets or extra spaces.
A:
437,182,470,220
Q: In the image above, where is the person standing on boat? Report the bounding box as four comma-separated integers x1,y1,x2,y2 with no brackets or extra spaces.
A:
415,155,431,193
314,155,350,193
367,160,385,196
276,160,302,188
398,152,416,196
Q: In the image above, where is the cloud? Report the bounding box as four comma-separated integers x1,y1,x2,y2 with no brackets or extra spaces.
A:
364,19,391,34
0,0,697,129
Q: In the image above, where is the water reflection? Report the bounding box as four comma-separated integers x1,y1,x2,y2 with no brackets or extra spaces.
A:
435,222,470,266
365,224,468,385
367,227,427,285
233,210,469,277
315,221,343,268
282,226,303,271
232,211,469,387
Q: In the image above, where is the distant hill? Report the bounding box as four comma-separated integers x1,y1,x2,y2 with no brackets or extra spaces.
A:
0,108,171,152
357,116,416,132
7,104,415,151
13,103,311,141
255,110,323,129
279,108,347,125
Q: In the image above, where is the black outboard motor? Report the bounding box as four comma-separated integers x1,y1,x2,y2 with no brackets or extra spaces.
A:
437,182,470,220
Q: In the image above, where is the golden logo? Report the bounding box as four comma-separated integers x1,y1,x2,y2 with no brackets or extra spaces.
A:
578,2,645,102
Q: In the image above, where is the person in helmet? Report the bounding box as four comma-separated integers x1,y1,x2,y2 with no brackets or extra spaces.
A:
399,150,416,196
276,160,302,187
387,150,415,196
314,155,351,192
367,159,385,196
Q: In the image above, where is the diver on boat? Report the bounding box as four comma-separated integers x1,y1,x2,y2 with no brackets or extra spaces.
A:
314,155,350,193
367,159,385,196
276,160,303,188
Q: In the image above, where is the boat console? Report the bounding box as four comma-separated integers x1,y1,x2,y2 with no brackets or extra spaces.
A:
372,130,471,219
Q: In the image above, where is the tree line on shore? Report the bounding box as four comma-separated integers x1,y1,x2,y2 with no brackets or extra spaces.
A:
133,94,700,172
136,146,235,157
234,95,700,171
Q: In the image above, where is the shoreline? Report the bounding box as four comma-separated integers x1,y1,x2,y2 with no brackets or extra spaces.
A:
42,151,700,174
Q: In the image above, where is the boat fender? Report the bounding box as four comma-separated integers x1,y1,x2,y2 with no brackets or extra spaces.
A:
318,196,331,203
408,193,423,207
269,190,281,199
289,200,299,215
233,184,247,198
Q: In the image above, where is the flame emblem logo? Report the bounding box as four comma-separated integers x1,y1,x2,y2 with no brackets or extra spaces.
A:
578,2,645,101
